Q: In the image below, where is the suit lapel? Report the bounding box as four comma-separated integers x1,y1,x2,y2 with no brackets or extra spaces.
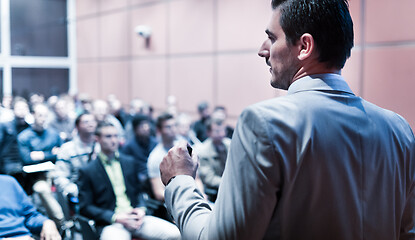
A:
95,155,116,198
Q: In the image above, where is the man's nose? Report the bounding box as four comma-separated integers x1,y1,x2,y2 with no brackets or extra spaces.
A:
258,40,270,58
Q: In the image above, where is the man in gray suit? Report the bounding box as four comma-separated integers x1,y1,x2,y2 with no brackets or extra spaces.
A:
159,0,415,239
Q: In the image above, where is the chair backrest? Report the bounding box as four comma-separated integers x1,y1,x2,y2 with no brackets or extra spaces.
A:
76,215,99,240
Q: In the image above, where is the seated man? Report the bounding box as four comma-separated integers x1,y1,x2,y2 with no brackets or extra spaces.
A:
196,119,231,202
0,97,31,190
78,122,180,240
121,114,158,192
0,174,61,240
148,113,205,203
17,103,64,228
54,113,99,197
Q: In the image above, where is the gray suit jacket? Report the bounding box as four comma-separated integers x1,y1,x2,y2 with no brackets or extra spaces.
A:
165,74,415,240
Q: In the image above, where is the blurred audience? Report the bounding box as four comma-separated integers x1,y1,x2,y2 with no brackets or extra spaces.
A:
49,97,75,143
107,94,128,128
0,92,234,238
124,98,155,141
92,99,125,144
176,113,201,147
147,112,205,203
196,118,231,202
211,105,234,139
78,122,180,240
121,114,158,194
54,113,99,197
17,103,64,227
0,97,31,189
192,101,210,142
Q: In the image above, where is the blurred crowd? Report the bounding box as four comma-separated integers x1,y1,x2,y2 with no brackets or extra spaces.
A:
0,92,234,240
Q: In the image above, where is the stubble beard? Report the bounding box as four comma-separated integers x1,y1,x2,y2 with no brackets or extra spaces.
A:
270,70,292,90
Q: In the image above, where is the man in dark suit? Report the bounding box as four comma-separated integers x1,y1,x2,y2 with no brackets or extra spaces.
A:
78,122,180,240
160,0,415,239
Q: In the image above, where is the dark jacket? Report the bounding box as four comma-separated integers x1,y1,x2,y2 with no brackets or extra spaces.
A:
77,153,145,227
0,120,29,174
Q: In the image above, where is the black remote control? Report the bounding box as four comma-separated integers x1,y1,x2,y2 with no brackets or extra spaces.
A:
187,145,193,156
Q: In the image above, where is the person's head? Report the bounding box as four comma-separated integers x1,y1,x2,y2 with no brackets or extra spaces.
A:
207,119,226,145
197,101,210,119
176,113,192,137
92,99,109,123
211,106,228,123
53,98,69,120
156,112,177,143
132,114,151,139
75,113,97,136
32,103,49,130
259,0,354,90
78,93,93,113
95,122,119,155
12,97,30,120
130,99,151,116
29,93,45,107
107,95,122,115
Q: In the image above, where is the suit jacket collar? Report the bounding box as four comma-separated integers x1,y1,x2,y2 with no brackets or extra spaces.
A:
287,73,354,95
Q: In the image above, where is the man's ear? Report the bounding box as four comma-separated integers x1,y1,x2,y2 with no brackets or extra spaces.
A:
297,33,315,61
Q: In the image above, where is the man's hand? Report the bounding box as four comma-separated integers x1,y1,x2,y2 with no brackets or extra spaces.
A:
115,212,143,230
40,219,61,240
30,151,45,161
160,141,199,186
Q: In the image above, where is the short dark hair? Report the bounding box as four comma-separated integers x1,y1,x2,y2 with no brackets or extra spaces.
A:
75,113,95,128
272,0,354,69
156,112,174,130
197,101,209,113
213,105,226,112
95,121,115,136
132,114,150,130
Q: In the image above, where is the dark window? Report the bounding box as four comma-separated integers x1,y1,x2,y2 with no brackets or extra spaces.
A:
0,69,3,99
10,0,67,56
12,68,69,99
0,2,2,54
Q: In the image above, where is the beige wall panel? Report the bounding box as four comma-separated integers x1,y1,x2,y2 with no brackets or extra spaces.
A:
131,3,167,56
365,0,415,43
131,58,167,110
169,0,215,54
99,12,131,58
99,0,129,12
169,56,214,113
348,0,362,45
77,18,100,59
217,0,270,51
130,0,160,5
77,62,100,99
217,53,278,118
363,47,415,128
342,49,363,96
100,61,131,103
76,0,99,17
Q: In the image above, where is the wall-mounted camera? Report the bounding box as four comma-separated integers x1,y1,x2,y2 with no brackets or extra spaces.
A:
135,25,152,39
135,25,152,49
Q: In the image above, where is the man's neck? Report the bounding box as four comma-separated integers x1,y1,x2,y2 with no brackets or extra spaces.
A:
101,150,115,159
79,132,95,145
32,125,45,132
292,62,341,85
162,138,174,150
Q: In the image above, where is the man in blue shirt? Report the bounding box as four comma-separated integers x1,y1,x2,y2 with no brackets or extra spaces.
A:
17,103,64,228
0,174,60,240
